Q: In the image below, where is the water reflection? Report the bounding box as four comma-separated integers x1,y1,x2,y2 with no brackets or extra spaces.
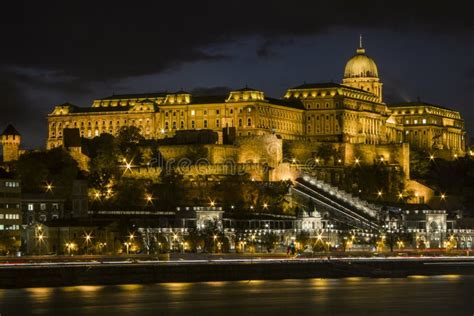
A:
0,276,472,316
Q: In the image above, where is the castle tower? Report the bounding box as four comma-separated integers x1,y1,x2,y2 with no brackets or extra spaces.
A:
342,36,383,102
1,124,21,162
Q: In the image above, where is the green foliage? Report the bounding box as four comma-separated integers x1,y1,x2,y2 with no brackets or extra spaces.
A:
345,163,405,202
261,232,280,252
315,143,337,164
116,126,144,162
296,231,310,248
14,148,80,196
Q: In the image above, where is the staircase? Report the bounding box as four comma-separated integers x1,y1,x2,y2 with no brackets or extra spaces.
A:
291,174,381,230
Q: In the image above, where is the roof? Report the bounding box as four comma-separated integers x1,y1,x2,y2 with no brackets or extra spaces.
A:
1,124,20,136
21,192,66,201
235,87,260,92
0,168,13,179
100,92,168,100
388,101,456,112
266,97,305,110
71,106,132,113
42,219,116,228
290,82,370,94
191,95,228,104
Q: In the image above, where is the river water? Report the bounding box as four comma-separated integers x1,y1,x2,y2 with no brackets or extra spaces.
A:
0,275,472,315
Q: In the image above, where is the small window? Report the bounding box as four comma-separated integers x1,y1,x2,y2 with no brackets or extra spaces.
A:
204,120,208,128
40,203,46,211
422,119,426,124
216,109,220,115
191,121,195,129
191,110,195,116
28,204,34,211
216,119,220,128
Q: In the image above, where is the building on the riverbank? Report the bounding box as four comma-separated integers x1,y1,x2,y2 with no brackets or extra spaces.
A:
0,170,22,254
23,220,120,255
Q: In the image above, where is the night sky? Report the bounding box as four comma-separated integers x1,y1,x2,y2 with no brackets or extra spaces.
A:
1,1,472,148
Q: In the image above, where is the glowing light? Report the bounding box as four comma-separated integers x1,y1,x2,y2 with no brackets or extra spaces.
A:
292,158,296,163
398,192,404,200
379,157,384,162
315,158,320,164
263,203,268,209
429,154,435,160
129,233,135,241
209,200,215,207
440,193,446,200
45,182,53,192
146,194,153,203
354,158,360,165
377,191,383,197
94,192,100,199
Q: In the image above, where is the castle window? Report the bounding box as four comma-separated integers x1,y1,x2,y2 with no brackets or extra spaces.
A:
216,119,220,127
180,121,184,129
173,112,176,116
325,103,329,108
230,109,234,114
405,120,409,124
414,120,418,124
204,110,208,115
191,121,195,128
191,110,195,116
422,119,427,124
172,121,176,129
316,104,320,109
247,118,252,127
204,120,208,128
165,122,169,130
165,112,169,117
95,130,99,136
307,117,311,121
238,119,243,127
216,109,220,115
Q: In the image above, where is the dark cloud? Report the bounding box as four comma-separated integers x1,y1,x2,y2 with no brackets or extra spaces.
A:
0,0,472,147
1,1,471,81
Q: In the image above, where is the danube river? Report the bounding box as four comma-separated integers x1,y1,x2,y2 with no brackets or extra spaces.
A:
0,275,472,315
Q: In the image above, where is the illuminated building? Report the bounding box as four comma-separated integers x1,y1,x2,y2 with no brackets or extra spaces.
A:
0,171,22,253
46,39,465,157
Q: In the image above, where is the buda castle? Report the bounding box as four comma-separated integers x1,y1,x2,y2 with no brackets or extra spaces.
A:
46,39,465,157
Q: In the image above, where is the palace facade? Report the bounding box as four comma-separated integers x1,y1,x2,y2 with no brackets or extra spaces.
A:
46,41,465,156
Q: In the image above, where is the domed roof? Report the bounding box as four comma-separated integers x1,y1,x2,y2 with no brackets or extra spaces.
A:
343,40,378,79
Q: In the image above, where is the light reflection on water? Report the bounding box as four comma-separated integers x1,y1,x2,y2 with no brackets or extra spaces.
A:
1,275,472,316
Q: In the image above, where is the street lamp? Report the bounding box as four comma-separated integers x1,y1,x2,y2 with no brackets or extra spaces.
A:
213,235,218,253
124,242,131,254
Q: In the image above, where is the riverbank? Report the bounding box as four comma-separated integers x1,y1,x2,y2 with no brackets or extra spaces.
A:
1,257,474,288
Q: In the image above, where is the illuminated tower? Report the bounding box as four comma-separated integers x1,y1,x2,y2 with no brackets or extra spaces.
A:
1,124,21,162
342,36,383,102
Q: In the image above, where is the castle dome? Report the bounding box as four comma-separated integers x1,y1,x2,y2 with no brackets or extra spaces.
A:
343,39,378,79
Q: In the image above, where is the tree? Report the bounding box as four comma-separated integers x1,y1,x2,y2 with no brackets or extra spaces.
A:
14,148,80,197
295,231,311,251
315,143,337,165
261,232,279,252
116,126,144,162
